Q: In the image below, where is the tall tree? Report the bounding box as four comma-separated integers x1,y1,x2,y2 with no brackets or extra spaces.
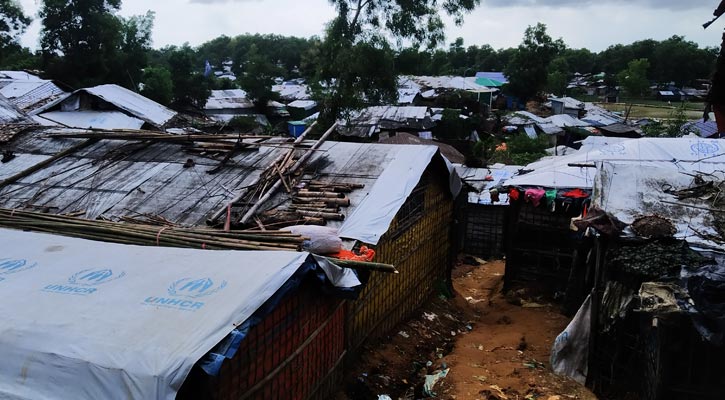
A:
0,0,36,69
113,11,155,89
165,44,211,108
505,23,565,100
0,0,31,53
238,44,281,112
39,0,124,87
312,0,480,122
617,58,650,97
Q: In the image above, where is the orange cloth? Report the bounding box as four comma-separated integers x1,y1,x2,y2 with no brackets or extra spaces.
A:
332,245,375,262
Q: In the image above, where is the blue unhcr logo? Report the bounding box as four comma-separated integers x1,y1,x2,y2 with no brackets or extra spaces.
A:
0,258,38,281
690,142,720,156
144,277,227,311
68,269,126,286
43,268,126,296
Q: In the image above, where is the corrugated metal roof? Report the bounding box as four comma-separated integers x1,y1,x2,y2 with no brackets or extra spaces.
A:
205,89,253,110
0,94,32,124
338,106,433,137
9,81,68,114
548,96,584,110
37,111,145,130
271,83,310,101
287,100,316,110
682,118,719,138
82,84,177,127
0,71,42,81
0,129,450,238
379,132,465,164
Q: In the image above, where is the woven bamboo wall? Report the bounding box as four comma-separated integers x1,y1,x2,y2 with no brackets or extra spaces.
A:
346,166,454,350
186,282,346,400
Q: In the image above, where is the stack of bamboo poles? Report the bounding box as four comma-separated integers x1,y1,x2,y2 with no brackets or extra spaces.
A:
289,181,365,222
0,208,301,251
0,208,397,273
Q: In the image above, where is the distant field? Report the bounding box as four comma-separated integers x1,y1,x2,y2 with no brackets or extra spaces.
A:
597,102,705,120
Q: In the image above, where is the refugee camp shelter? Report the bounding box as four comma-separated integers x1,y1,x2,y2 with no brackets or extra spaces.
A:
0,228,359,400
501,137,721,299
571,145,725,399
548,96,585,118
0,73,68,115
337,106,434,138
0,126,459,398
33,84,177,130
454,163,521,259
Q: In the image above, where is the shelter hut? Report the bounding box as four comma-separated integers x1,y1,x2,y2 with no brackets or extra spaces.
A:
551,144,725,399
0,123,458,399
453,163,521,259
30,84,178,130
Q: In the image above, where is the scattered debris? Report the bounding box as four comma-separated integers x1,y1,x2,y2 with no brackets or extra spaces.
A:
422,365,450,397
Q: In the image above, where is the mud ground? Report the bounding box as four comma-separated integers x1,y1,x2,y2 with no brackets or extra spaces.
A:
337,258,597,400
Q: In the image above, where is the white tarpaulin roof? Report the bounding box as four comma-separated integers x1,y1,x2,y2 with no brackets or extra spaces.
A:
505,137,725,189
593,161,725,250
338,145,439,244
0,229,328,400
82,85,177,127
37,111,145,130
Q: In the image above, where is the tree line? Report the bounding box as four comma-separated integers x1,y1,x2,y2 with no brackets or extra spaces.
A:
0,0,719,116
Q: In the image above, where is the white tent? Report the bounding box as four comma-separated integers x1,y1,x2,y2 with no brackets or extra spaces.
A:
0,229,358,400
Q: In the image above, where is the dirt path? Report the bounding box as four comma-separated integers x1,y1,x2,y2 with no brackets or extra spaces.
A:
337,259,596,399
445,260,596,400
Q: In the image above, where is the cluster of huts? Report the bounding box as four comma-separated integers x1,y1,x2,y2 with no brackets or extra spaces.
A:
0,69,489,399
2,66,724,400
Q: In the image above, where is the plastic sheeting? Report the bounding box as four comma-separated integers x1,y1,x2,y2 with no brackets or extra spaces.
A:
506,137,725,189
551,295,591,384
338,145,438,244
0,229,345,400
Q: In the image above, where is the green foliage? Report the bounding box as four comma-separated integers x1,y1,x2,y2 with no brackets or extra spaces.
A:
505,23,565,100
40,0,123,87
165,45,211,107
226,116,259,132
314,0,480,122
490,133,550,165
641,104,692,138
617,58,650,97
433,109,477,140
0,0,31,53
598,36,716,87
238,44,282,112
39,0,154,89
140,67,173,105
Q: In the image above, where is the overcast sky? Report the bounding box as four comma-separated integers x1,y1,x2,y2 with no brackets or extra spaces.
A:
16,0,724,53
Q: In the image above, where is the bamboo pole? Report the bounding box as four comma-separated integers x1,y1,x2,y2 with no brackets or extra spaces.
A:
238,122,337,225
207,122,318,223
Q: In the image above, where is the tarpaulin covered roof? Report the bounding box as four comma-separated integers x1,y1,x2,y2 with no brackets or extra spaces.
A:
0,94,32,124
0,129,455,245
337,106,433,137
81,85,177,127
475,71,508,84
548,96,585,110
505,137,725,189
271,83,310,101
403,76,496,93
593,161,725,250
36,111,145,130
204,89,253,110
0,228,355,400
